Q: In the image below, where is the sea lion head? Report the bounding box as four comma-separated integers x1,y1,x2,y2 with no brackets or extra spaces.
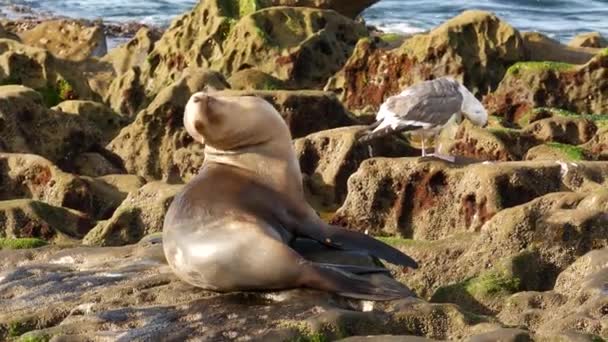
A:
184,92,290,151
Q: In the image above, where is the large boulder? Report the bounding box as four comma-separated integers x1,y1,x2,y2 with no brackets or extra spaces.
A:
295,126,417,209
52,100,128,145
83,182,182,246
0,153,138,220
325,10,525,113
484,52,608,120
569,32,608,48
97,27,163,116
18,20,107,62
0,199,94,241
140,0,367,96
262,0,379,18
522,32,599,65
0,86,102,169
331,159,608,240
0,39,99,106
0,238,515,341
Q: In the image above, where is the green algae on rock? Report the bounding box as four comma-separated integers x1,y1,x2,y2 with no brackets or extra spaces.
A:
525,142,587,162
0,237,47,250
484,52,608,121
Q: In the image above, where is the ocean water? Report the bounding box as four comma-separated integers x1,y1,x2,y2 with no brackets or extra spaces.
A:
1,0,607,42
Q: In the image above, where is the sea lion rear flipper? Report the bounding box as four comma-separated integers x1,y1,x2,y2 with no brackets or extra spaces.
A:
288,217,418,269
316,263,391,275
304,263,414,301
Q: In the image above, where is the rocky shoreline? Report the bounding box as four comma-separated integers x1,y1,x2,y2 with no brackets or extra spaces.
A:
0,0,607,341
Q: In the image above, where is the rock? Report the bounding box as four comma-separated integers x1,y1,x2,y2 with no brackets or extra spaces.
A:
0,25,20,41
331,160,608,240
0,199,94,241
522,32,599,65
522,116,597,146
83,181,183,246
101,27,161,76
96,27,163,116
18,19,107,61
569,32,608,48
0,153,133,220
109,84,357,181
461,189,608,289
0,239,505,341
325,10,525,113
295,125,417,209
337,336,439,342
0,39,99,106
436,120,534,162
497,248,608,339
106,71,224,181
525,143,589,162
262,0,379,18
582,127,608,161
52,100,128,144
71,153,124,178
228,68,287,90
141,1,367,95
484,52,608,120
0,86,102,168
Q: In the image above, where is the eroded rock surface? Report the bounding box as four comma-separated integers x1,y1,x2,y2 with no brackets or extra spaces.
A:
325,10,525,113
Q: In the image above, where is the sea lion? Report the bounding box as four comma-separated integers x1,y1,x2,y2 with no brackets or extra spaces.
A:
162,92,418,300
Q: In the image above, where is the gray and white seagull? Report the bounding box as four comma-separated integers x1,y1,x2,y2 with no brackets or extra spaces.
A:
357,77,488,162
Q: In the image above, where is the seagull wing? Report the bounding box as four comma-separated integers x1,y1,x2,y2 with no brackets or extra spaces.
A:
358,78,464,142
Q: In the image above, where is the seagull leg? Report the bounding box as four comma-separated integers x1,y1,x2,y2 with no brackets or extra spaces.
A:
421,137,426,157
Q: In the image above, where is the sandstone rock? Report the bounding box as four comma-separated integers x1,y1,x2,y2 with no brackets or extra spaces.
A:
106,71,225,181
332,160,608,240
0,86,102,168
484,52,608,120
228,68,286,90
0,199,94,241
0,239,504,341
436,120,534,162
582,127,608,161
569,32,608,48
141,1,366,96
0,39,99,106
461,189,608,289
52,100,128,144
0,153,133,220
71,152,124,178
261,0,379,18
295,125,417,209
83,182,183,246
101,66,149,117
522,32,599,65
19,20,107,61
0,25,19,41
101,27,161,76
525,143,589,162
497,248,608,339
522,116,597,146
325,10,525,113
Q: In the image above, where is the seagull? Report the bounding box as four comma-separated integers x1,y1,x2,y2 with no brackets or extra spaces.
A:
357,77,489,162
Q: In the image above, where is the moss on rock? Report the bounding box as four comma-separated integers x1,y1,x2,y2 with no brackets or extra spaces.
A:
0,238,48,250
506,61,575,75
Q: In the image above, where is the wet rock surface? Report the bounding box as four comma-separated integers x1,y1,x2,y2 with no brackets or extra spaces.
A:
0,1,605,341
